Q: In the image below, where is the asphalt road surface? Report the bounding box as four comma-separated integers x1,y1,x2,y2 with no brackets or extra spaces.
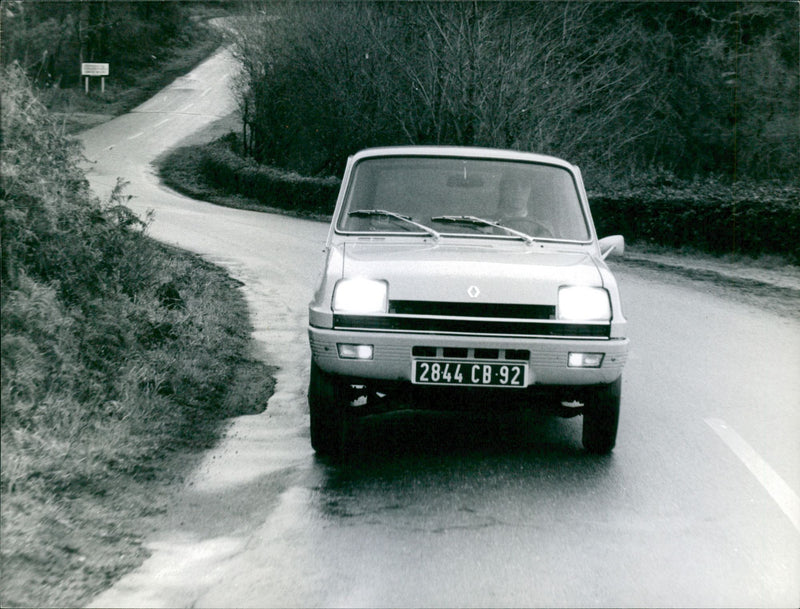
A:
81,48,799,608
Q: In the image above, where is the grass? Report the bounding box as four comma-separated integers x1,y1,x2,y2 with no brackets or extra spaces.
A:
0,243,276,608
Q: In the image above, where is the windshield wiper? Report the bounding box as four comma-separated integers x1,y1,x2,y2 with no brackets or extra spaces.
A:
430,215,536,244
349,209,440,241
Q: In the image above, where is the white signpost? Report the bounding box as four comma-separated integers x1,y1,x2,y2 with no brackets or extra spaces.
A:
81,63,109,93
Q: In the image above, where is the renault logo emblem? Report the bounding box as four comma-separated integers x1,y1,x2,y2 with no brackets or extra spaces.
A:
467,285,480,298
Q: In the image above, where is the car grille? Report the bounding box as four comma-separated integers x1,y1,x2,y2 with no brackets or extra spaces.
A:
389,300,555,319
333,312,610,339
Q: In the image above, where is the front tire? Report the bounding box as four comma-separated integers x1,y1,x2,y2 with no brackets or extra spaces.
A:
308,361,348,458
581,377,621,454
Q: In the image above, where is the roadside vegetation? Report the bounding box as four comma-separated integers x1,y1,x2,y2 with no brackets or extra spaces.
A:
0,6,273,607
228,2,798,182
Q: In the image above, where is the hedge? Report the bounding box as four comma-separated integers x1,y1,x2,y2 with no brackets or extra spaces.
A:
198,136,340,216
589,181,800,262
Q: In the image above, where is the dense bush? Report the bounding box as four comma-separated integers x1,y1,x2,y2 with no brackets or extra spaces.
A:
1,62,244,487
231,1,799,181
589,178,800,262
199,135,340,215
2,65,111,296
233,2,671,177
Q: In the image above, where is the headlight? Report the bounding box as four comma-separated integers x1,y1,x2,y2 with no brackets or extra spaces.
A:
332,278,388,314
558,286,611,321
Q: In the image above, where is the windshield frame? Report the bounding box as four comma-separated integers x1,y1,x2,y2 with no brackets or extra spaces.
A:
334,153,593,244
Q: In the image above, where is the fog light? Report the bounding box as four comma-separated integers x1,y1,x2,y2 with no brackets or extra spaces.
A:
568,352,604,368
337,344,374,360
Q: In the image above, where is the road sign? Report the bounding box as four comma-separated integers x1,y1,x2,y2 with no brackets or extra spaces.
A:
81,63,109,76
82,63,109,93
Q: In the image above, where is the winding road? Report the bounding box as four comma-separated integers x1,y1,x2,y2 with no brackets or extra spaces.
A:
80,48,799,608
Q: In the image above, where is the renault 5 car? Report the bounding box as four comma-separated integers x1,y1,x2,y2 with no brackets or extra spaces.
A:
308,146,629,457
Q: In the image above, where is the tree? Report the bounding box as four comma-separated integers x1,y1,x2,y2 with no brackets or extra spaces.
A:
2,1,188,87
229,1,799,182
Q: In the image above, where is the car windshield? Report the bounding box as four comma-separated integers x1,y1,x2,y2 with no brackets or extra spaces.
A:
337,156,590,241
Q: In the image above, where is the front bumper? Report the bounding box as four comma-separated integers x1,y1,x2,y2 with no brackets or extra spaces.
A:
308,326,628,386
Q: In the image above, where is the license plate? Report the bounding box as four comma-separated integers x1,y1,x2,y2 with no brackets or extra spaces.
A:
412,360,527,388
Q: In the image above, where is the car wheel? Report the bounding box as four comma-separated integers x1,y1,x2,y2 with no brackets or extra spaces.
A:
581,376,621,454
308,360,348,458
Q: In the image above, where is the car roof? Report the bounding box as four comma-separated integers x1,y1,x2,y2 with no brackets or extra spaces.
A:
349,146,577,171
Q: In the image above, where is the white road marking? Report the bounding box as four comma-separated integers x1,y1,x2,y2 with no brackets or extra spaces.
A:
155,118,171,127
179,102,195,112
706,417,800,533
127,131,144,140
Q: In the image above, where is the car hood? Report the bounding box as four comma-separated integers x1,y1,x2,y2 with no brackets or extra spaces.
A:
341,240,601,305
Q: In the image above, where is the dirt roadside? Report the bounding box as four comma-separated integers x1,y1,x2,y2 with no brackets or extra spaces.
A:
613,247,799,319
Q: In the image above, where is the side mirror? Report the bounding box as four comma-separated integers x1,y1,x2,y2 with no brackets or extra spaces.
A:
599,235,625,260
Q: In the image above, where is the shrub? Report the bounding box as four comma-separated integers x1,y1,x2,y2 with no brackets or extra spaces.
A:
1,65,92,293
1,65,157,305
589,177,800,262
231,2,799,181
198,136,341,215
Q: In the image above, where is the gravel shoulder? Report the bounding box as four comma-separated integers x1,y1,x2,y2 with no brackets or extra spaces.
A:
623,248,800,291
615,247,799,319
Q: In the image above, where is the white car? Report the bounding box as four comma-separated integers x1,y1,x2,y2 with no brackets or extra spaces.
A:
308,146,629,457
